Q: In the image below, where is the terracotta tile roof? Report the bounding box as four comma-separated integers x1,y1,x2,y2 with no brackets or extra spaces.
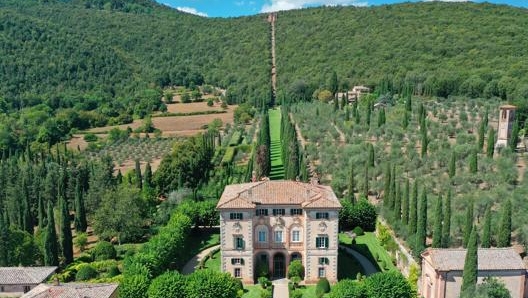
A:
0,267,57,285
21,283,118,298
422,248,525,271
216,180,341,209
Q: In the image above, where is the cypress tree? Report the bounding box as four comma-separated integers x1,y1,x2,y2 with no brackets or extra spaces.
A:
347,164,355,203
368,144,375,167
74,180,87,233
487,127,495,158
421,121,428,158
390,166,396,209
329,71,338,96
415,188,427,255
463,199,474,248
377,108,385,127
334,96,339,111
366,102,372,127
481,205,492,248
497,200,512,247
402,110,409,129
383,162,391,208
508,119,519,151
441,189,452,248
135,159,142,189
432,194,443,248
409,180,418,234
401,179,409,225
483,107,488,128
362,162,369,199
477,120,486,152
144,162,153,189
344,106,350,121
461,226,478,295
394,182,401,221
469,149,478,174
405,93,412,112
60,196,73,265
449,150,456,178
44,201,59,266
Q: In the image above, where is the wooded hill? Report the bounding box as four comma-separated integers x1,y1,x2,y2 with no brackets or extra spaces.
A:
1,0,528,150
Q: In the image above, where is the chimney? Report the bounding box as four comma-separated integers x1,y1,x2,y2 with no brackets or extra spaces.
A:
53,276,60,286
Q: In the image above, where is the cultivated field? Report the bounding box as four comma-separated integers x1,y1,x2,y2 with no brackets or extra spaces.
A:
88,105,236,137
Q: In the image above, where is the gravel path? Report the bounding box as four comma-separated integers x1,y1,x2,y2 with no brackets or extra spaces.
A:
272,278,289,298
181,244,220,274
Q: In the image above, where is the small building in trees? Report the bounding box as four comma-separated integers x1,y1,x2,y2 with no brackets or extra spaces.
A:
337,85,371,103
0,267,57,296
21,283,118,298
420,248,526,298
216,180,341,284
495,104,516,149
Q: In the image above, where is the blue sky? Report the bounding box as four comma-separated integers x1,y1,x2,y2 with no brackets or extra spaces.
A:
158,0,527,18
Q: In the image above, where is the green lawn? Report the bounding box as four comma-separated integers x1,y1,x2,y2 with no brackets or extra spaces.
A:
242,285,270,298
202,249,221,272
187,228,220,253
268,108,284,179
339,232,395,272
292,285,317,298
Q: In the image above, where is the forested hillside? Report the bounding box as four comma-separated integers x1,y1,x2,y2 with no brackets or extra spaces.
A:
0,0,270,150
1,0,528,151
276,2,528,102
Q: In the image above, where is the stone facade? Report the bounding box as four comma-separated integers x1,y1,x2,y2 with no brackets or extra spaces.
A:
495,104,516,149
216,180,341,284
421,248,526,298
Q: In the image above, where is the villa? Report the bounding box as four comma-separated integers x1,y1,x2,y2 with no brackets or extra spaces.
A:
216,180,342,284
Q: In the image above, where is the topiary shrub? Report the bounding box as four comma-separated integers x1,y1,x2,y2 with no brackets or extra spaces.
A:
258,276,271,289
75,264,98,281
91,241,117,261
315,277,331,298
287,260,305,279
107,265,120,277
353,226,364,236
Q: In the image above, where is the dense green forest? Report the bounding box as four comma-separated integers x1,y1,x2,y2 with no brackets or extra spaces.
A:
277,2,528,102
1,1,528,152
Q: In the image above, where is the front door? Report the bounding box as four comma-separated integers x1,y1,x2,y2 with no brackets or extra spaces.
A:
273,253,285,278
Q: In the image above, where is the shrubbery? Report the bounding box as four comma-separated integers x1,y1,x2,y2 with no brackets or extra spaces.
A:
287,260,304,279
147,271,187,298
316,277,331,297
91,241,117,261
75,264,98,281
340,199,377,231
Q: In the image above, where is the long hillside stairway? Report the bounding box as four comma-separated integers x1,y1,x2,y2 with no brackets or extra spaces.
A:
268,108,284,180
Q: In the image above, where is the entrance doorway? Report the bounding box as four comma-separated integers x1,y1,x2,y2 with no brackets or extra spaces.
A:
273,253,286,278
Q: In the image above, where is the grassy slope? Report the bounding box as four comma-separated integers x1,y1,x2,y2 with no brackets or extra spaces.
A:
340,232,395,272
269,108,284,179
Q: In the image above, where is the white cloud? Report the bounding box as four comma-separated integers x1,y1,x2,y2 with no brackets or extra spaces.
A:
260,0,367,13
175,6,208,17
